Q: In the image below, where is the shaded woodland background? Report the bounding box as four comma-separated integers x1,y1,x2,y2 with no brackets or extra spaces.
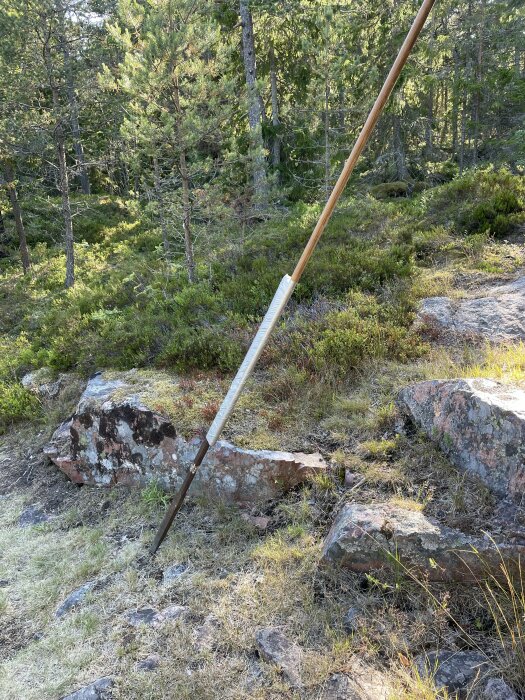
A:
1,0,524,285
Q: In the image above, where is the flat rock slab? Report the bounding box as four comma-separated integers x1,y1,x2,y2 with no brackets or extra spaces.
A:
255,628,302,687
415,650,488,695
19,506,49,527
55,581,96,618
474,678,518,700
59,678,114,700
416,276,525,342
44,371,325,503
124,605,187,627
318,659,392,700
397,378,525,498
320,503,525,582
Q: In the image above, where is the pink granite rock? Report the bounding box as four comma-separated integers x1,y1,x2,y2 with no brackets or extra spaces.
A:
397,378,525,498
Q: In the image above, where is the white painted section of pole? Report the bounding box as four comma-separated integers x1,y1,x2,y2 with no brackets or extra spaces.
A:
206,274,296,446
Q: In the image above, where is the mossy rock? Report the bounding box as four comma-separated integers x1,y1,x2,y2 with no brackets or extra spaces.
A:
370,181,409,200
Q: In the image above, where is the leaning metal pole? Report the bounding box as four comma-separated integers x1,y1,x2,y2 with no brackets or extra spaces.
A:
150,0,436,554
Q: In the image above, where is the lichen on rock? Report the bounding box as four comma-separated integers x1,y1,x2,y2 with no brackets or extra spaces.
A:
44,370,326,503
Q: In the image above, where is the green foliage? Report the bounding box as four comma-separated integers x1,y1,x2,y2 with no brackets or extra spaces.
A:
370,181,409,200
0,381,40,431
425,167,525,239
157,325,244,373
462,190,522,238
140,482,170,510
285,291,427,379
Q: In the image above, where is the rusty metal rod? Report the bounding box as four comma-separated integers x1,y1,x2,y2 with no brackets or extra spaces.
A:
150,0,436,554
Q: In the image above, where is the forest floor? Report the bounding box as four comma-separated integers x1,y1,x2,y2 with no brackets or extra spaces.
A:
1,259,525,699
1,170,525,699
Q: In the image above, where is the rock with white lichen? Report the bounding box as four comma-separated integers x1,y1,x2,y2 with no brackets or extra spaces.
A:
44,370,326,503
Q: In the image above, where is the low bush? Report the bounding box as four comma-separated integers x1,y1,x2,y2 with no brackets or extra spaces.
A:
462,190,522,238
285,291,427,379
0,381,41,431
424,166,525,238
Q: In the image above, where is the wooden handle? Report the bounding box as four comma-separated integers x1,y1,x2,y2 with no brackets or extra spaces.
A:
149,0,436,554
291,0,436,283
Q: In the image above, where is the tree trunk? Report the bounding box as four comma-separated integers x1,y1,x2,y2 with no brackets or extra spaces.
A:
324,74,331,200
451,46,460,158
0,207,5,239
172,75,196,284
269,45,280,175
392,113,409,181
43,23,75,288
66,66,90,194
153,155,170,258
239,0,268,208
4,163,30,273
56,133,75,288
471,0,485,165
424,82,434,158
58,4,90,194
459,85,467,175
338,85,346,131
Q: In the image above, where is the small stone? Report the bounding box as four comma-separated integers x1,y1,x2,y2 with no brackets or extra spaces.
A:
0,579,9,588
344,470,359,487
153,604,187,625
125,605,187,627
56,581,96,618
415,650,488,694
474,677,518,700
136,654,160,672
125,608,158,627
255,628,302,687
319,673,349,700
162,563,188,583
342,606,360,634
59,677,114,700
193,614,220,652
19,506,49,527
241,513,269,530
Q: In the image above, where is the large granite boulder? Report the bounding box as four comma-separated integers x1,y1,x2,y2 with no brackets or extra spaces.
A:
416,276,525,342
397,378,525,498
44,371,325,503
320,503,525,582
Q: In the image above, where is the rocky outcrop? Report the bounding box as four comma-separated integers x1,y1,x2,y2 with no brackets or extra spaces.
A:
318,659,392,700
414,650,488,696
416,276,525,342
474,678,518,700
397,378,525,498
59,678,113,700
255,628,302,687
320,503,525,582
21,368,74,400
44,371,325,503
